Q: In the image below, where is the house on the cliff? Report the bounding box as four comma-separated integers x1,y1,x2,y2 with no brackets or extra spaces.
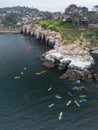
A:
72,16,88,27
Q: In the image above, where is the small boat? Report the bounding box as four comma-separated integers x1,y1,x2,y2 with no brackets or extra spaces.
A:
48,87,52,91
59,112,63,120
55,95,62,99
66,100,71,106
48,103,55,108
74,100,80,107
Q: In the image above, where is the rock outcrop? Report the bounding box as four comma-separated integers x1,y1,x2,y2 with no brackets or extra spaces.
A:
21,23,98,82
22,23,62,48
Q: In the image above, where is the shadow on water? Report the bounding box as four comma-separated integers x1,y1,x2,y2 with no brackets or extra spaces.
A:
0,34,98,130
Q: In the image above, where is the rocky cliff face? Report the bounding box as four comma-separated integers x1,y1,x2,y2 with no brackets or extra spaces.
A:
22,23,62,48
21,23,98,82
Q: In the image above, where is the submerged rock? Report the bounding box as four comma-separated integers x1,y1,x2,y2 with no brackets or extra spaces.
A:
43,61,56,68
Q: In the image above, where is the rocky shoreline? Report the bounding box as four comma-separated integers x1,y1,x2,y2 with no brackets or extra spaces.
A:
0,31,20,34
0,26,20,34
21,23,98,82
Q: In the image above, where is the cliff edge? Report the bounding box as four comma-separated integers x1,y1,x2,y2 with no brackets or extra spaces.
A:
21,23,98,82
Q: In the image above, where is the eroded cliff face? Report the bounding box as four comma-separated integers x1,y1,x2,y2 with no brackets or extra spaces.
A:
21,23,98,82
22,23,62,48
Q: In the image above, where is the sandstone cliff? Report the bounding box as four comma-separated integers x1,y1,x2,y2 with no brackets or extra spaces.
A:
21,23,98,82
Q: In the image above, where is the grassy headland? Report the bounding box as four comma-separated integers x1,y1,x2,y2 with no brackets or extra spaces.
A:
32,20,98,46
32,20,77,41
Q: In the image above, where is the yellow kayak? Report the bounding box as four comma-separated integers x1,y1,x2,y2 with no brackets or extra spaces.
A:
40,70,46,74
36,70,46,75
35,72,42,75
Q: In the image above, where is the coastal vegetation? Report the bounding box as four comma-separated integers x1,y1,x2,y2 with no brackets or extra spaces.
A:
32,20,98,44
0,5,98,45
32,20,80,41
0,5,98,43
16,3,98,82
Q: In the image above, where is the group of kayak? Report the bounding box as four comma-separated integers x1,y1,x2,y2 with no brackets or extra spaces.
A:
47,86,87,120
14,67,46,79
14,65,87,121
14,66,27,79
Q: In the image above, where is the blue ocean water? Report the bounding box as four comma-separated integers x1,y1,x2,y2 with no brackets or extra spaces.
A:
0,34,98,130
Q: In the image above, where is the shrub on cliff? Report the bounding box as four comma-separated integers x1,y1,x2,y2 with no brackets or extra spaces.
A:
32,20,98,43
32,20,77,41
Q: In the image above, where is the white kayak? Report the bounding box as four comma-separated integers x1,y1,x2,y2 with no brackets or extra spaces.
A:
48,103,55,108
74,100,80,107
14,76,20,79
20,72,23,75
48,87,52,91
59,112,63,120
55,95,62,99
66,100,71,106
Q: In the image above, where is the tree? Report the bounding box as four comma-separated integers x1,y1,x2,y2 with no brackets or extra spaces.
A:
94,5,98,13
65,4,90,26
65,4,79,21
2,13,18,26
65,4,78,15
78,7,88,17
